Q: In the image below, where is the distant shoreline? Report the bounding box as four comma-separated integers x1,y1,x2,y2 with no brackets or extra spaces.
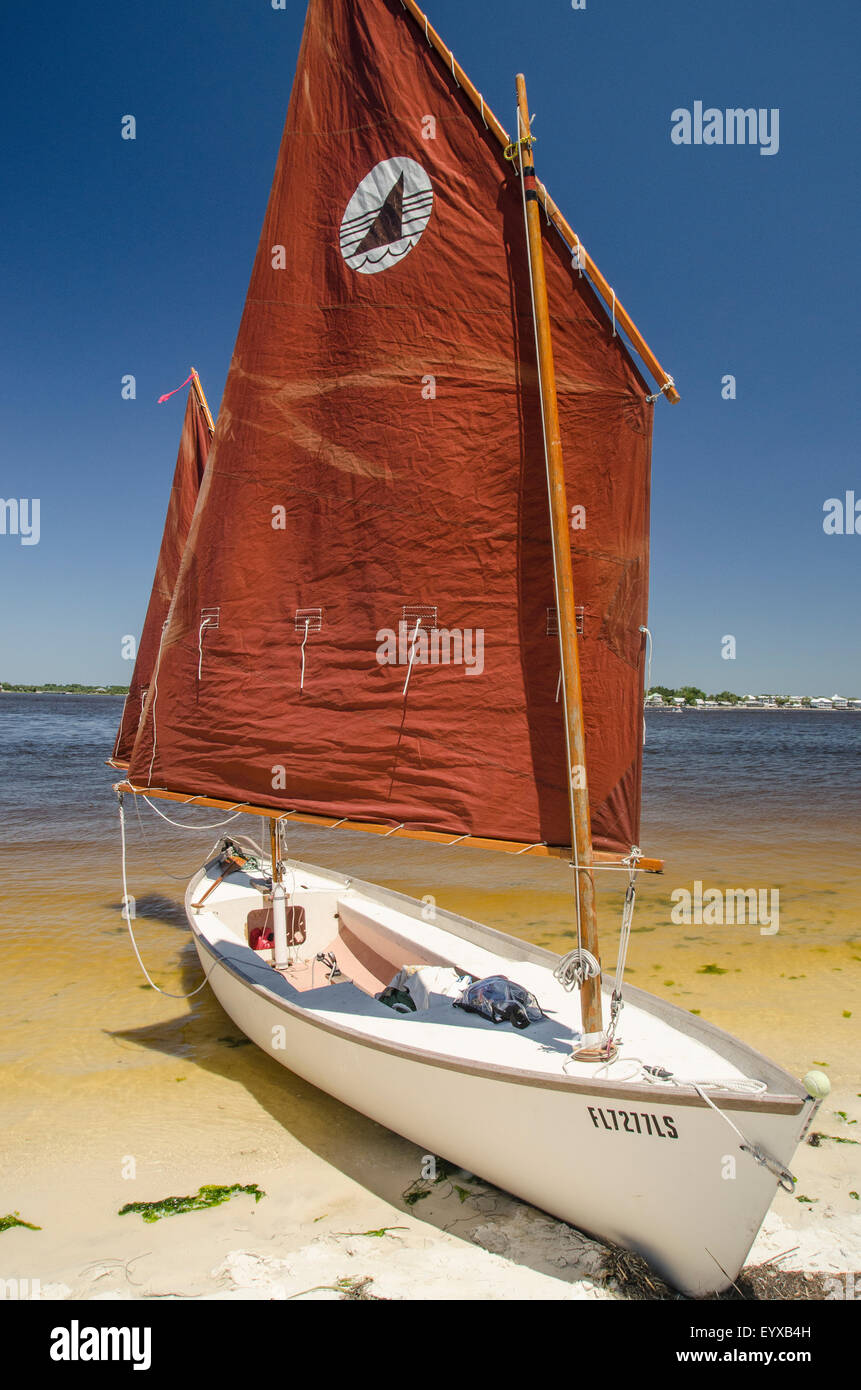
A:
0,688,128,696
647,704,858,712
2,689,858,710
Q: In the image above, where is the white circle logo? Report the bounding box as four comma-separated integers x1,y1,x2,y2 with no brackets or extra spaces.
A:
339,157,433,275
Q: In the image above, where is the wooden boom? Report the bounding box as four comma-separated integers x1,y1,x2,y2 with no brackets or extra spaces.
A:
111,775,663,871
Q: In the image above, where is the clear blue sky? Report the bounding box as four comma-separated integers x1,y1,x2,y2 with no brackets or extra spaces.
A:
1,0,859,694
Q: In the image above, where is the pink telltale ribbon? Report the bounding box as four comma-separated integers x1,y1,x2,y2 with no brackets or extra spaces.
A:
157,371,195,404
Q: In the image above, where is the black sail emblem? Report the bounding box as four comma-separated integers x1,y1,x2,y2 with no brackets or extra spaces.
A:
354,172,405,254
340,157,434,275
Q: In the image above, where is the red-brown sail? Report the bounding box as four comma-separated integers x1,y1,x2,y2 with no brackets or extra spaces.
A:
127,0,653,856
114,384,211,764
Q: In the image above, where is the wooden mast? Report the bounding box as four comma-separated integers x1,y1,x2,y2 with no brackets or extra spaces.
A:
515,75,608,1056
190,367,215,437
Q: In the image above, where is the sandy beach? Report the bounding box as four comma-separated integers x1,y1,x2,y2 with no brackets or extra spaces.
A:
2,1040,859,1302
1,699,859,1301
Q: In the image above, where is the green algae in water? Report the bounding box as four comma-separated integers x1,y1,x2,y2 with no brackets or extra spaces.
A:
119,1183,265,1223
697,964,728,975
334,1226,407,1238
0,1212,41,1233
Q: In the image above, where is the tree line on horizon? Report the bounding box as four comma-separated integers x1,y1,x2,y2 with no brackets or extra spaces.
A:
648,686,811,706
0,683,129,694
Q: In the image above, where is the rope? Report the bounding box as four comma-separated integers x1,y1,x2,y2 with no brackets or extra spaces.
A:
610,287,616,336
603,854,639,1043
299,617,311,693
198,615,216,681
142,794,245,831
516,105,584,970
132,793,202,881
504,134,534,161
640,624,653,746
586,1049,796,1191
146,619,169,786
646,375,676,405
402,616,423,697
554,947,600,991
117,794,209,999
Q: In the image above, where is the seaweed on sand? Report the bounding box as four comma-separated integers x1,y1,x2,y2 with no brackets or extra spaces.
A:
0,1212,41,1233
119,1183,265,1223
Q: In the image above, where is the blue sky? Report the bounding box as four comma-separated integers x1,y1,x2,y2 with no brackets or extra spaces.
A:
1,0,859,693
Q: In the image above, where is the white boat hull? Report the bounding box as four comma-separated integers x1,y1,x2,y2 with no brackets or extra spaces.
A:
186,855,814,1297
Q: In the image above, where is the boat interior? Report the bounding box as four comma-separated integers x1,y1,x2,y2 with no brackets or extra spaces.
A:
186,851,806,1101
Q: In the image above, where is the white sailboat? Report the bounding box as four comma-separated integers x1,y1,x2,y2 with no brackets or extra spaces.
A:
113,0,820,1296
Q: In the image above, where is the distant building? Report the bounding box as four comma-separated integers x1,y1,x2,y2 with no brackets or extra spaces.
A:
831,693,848,709
645,692,664,706
811,697,833,709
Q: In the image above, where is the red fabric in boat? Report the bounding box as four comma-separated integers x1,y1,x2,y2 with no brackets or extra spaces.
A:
128,0,653,855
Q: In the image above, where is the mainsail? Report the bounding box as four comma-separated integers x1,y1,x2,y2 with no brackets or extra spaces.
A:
114,379,212,765
127,0,655,857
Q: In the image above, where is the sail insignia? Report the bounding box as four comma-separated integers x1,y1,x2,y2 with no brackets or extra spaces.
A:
340,156,434,273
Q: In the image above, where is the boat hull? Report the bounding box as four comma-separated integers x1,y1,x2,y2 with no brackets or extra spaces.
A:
191,921,811,1298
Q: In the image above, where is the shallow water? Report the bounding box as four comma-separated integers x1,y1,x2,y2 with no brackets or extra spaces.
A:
0,696,858,1144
